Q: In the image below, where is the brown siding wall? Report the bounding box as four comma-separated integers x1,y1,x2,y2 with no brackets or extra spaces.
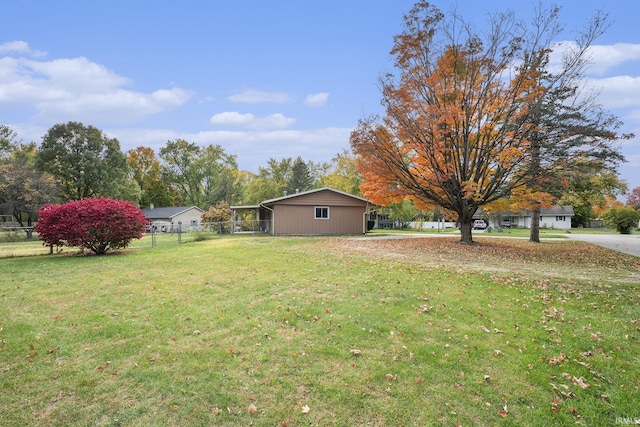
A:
270,190,368,235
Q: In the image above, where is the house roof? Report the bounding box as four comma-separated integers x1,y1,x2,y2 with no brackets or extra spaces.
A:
140,206,203,219
229,204,260,210
261,187,371,205
540,206,575,216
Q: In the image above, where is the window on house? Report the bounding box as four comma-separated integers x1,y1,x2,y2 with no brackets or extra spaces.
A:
315,206,329,219
555,216,566,221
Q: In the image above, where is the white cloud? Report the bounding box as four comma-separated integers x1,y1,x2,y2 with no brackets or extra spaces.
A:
210,111,295,130
210,111,255,126
25,57,130,90
304,92,329,107
0,41,46,57
188,127,352,171
587,43,640,75
106,126,352,172
548,42,640,76
31,87,192,124
586,75,640,109
251,113,296,130
227,89,292,104
0,51,193,124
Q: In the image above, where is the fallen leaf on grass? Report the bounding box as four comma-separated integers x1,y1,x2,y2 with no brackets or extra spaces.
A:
548,353,568,365
573,377,590,389
562,373,590,389
248,403,257,414
301,405,310,414
385,374,395,381
350,349,361,356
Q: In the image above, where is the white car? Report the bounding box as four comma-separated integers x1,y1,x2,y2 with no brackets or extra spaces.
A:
472,220,487,230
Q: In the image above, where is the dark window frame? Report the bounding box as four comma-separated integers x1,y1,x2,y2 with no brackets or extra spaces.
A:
315,206,330,219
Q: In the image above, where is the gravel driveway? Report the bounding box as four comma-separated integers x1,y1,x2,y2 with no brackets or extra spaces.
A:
566,233,640,257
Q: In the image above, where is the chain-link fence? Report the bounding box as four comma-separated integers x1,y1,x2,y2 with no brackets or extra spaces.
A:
138,220,271,247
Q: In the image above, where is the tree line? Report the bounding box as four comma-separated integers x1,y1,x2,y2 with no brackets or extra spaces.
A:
0,122,361,227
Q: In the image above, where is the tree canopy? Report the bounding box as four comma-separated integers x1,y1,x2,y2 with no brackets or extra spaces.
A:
159,139,238,209
127,146,176,208
35,122,136,201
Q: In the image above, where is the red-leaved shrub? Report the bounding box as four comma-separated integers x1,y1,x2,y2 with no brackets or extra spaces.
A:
35,198,147,255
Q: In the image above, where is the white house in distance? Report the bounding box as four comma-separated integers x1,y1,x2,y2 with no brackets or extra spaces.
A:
496,206,575,230
139,205,203,232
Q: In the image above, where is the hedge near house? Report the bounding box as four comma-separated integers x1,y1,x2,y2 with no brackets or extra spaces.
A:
35,198,147,255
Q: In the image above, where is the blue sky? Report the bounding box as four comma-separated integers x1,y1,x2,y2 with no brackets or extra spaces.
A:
2,1,640,192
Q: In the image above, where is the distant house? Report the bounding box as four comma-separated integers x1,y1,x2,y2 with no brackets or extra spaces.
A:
490,206,575,230
231,188,373,235
140,205,204,232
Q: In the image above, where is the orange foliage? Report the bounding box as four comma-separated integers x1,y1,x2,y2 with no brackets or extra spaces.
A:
592,196,623,217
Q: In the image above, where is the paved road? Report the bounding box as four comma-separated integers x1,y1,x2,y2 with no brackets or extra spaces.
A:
566,233,640,257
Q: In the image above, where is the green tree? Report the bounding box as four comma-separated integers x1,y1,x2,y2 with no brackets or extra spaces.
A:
318,149,361,195
286,156,314,195
244,157,323,204
127,146,176,208
35,122,136,201
602,206,640,234
0,142,59,230
244,158,293,203
389,200,417,229
556,165,627,227
159,139,238,208
0,125,19,162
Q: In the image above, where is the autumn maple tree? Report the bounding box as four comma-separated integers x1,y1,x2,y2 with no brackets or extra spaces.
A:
351,1,627,243
35,198,146,255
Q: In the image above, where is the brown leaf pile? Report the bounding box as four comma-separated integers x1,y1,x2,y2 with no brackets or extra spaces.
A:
321,236,640,283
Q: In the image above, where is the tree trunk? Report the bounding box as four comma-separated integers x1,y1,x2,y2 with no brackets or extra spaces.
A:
460,223,473,243
459,221,474,244
529,207,541,243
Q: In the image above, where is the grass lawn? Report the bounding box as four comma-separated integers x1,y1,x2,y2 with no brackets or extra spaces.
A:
1,233,639,426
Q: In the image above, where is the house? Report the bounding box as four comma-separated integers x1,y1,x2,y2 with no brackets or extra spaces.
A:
492,206,575,230
231,188,373,235
140,205,204,232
